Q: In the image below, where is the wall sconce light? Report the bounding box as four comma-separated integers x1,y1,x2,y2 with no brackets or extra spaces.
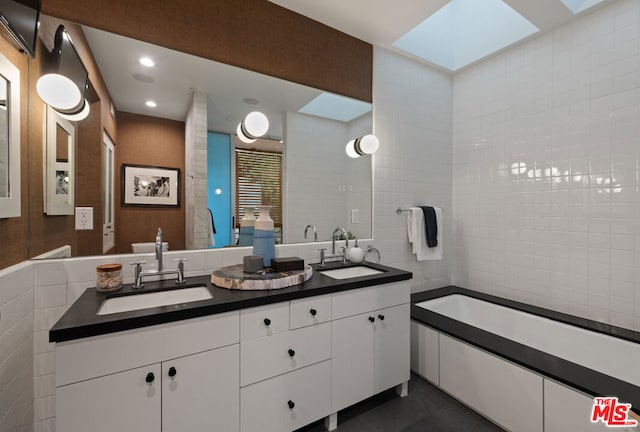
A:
346,134,379,158
237,111,269,144
36,25,89,119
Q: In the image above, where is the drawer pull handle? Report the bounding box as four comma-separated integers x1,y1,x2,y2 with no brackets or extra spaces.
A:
309,308,317,316
378,314,385,321
368,316,375,323
168,367,177,378
145,372,155,384
288,400,295,409
288,349,295,357
264,318,271,326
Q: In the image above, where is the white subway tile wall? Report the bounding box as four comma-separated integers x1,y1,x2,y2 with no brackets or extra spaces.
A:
373,47,453,292
451,0,640,330
0,262,34,432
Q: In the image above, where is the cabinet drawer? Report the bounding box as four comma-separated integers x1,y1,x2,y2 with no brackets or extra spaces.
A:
290,294,331,329
241,360,331,432
56,311,239,387
241,322,330,386
331,281,410,320
240,302,290,341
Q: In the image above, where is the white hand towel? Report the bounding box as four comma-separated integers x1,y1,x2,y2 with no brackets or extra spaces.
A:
407,206,443,261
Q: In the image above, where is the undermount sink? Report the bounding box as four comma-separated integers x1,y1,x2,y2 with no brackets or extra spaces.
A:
97,286,213,315
319,265,384,280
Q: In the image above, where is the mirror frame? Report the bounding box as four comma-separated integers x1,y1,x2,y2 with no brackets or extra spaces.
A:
0,50,20,218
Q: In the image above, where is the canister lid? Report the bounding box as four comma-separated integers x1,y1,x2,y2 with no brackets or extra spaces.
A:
96,263,122,272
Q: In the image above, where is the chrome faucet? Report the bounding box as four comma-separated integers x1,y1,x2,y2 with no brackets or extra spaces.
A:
331,227,349,254
304,224,317,242
131,227,186,289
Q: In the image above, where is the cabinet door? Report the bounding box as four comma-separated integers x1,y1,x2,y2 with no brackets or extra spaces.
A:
57,364,161,432
374,303,410,393
331,313,374,412
162,344,239,432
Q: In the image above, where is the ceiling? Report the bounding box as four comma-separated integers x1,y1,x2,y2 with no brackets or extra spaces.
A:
268,0,615,72
82,0,615,128
83,26,371,136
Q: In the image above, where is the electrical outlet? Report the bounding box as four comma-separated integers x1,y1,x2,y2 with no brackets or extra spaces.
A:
351,209,359,224
75,207,93,230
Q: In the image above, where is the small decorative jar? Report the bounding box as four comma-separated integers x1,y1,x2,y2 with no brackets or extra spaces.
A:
96,263,123,292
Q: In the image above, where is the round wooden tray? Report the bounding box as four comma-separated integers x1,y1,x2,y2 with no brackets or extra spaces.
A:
211,264,313,290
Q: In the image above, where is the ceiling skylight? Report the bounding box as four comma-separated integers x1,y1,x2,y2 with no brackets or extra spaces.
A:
393,0,540,72
559,0,607,14
298,92,372,122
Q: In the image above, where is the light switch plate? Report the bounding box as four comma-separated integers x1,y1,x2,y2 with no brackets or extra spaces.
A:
75,207,93,230
351,209,359,224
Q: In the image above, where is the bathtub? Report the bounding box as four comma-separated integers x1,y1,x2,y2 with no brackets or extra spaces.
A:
411,287,640,432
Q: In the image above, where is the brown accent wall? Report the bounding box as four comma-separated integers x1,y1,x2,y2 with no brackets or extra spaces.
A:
0,37,29,269
75,101,103,256
115,112,185,253
41,0,373,102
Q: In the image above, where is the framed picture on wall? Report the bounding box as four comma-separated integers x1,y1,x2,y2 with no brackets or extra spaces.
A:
121,164,181,207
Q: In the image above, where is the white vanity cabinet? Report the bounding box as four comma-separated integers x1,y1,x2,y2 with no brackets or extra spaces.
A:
55,311,240,432
54,279,411,432
331,282,410,413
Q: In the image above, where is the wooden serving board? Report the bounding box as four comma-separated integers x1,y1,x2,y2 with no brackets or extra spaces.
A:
211,264,313,290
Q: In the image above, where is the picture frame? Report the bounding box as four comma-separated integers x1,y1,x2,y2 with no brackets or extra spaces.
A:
121,164,181,207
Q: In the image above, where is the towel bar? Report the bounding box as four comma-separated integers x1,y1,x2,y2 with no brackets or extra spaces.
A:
396,206,444,214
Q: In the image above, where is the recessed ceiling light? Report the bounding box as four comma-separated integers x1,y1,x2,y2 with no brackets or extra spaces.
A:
145,100,157,108
139,57,155,67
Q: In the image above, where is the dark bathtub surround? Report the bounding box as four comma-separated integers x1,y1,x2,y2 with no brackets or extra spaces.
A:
411,286,640,415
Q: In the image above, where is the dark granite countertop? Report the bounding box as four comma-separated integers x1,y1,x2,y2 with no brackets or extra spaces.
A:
411,286,640,415
50,261,412,343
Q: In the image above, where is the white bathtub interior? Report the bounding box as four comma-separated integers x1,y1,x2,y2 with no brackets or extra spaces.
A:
416,295,640,388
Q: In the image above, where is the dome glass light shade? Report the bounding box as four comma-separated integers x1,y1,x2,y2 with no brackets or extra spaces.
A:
57,99,90,121
345,140,359,158
355,134,379,155
36,73,82,110
241,111,269,139
237,123,256,144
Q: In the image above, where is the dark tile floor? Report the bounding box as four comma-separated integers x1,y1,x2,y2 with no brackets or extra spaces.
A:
298,374,505,432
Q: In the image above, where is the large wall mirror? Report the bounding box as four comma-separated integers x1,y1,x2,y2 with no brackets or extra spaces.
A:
28,16,373,258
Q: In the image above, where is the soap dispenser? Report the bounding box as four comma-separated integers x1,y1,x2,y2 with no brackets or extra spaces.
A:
348,238,365,263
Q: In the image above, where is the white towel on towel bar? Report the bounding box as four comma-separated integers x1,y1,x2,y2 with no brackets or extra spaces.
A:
407,207,442,261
